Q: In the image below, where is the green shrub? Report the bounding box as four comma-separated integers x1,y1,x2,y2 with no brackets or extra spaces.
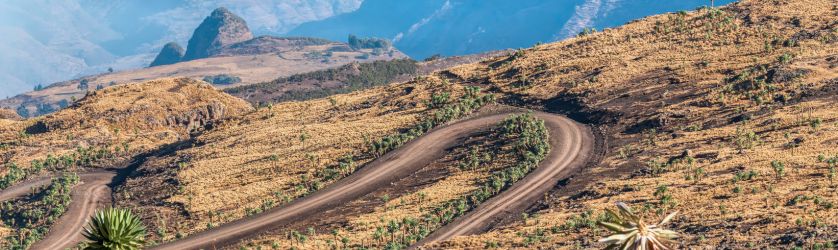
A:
203,74,242,85
347,35,392,50
82,207,147,250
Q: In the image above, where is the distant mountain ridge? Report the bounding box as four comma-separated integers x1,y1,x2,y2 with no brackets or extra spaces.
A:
150,8,340,67
0,0,364,97
3,7,407,118
289,0,737,59
183,7,254,61
151,7,254,67
149,42,185,67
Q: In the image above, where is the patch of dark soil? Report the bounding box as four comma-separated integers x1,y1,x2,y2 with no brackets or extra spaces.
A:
766,67,810,84
24,121,49,134
543,94,622,125
111,138,199,237
624,116,667,134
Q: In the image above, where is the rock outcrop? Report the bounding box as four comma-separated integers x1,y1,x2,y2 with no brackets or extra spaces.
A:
149,42,185,67
182,7,253,61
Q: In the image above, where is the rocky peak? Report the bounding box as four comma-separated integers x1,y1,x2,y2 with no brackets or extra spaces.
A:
182,7,253,61
149,42,185,67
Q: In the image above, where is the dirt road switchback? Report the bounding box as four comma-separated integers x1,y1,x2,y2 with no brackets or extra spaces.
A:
152,110,592,250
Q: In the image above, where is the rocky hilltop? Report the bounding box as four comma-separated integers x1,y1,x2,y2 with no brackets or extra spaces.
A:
149,42,185,67
182,7,253,61
3,7,406,119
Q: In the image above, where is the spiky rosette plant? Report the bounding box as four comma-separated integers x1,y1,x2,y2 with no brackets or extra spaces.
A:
597,202,679,250
82,207,147,250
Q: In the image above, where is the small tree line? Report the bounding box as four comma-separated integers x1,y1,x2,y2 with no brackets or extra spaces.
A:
1,144,130,190
368,86,495,157
0,173,79,249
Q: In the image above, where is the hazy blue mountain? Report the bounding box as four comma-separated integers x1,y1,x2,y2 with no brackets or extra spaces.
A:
289,0,737,59
149,42,185,67
182,7,253,61
0,0,736,97
0,0,362,97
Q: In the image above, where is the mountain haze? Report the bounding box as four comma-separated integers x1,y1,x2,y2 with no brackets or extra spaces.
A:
290,0,737,58
0,0,363,97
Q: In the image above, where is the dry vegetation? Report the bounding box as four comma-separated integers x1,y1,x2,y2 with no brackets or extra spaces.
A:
242,124,513,249
433,0,838,248
1,0,836,249
241,110,549,250
113,76,484,243
0,78,252,175
0,78,252,248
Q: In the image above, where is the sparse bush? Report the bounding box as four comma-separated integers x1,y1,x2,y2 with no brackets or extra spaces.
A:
1,173,79,249
347,35,392,50
734,127,760,152
598,202,679,249
809,117,822,130
771,160,785,180
778,53,794,64
577,27,597,37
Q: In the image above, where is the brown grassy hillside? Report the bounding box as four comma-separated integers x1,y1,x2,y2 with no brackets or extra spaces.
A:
431,0,837,248
225,51,512,106
0,78,252,179
106,0,837,248
1,0,835,249
113,76,488,243
0,109,20,120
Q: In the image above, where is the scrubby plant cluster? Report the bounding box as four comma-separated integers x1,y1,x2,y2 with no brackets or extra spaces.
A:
226,59,418,104
347,34,392,50
0,173,79,249
0,144,129,190
202,74,241,85
368,86,495,157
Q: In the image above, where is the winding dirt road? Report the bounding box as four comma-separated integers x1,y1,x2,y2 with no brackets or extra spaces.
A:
30,171,115,250
0,171,116,250
152,110,592,250
412,112,593,248
0,109,591,250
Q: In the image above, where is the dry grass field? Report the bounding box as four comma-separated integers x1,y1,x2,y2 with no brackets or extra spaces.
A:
0,78,252,174
431,0,838,248
0,78,253,248
113,76,481,243
1,0,836,249
238,108,526,249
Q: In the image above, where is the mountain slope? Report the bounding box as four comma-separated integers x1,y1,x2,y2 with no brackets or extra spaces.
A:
0,7,407,118
428,0,838,248
149,42,185,67
0,0,364,97
1,0,835,249
182,7,254,61
289,0,738,59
